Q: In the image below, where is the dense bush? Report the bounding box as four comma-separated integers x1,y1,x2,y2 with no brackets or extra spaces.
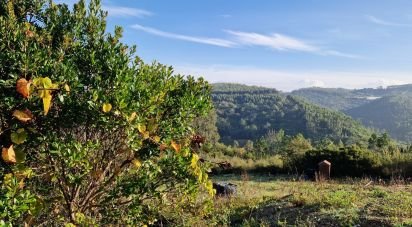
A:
0,0,213,225
304,148,412,178
304,148,381,177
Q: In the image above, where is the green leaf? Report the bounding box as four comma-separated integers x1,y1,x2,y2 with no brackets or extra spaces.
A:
14,148,26,163
11,129,28,144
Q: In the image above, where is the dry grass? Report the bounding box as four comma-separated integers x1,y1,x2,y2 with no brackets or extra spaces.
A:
209,174,412,226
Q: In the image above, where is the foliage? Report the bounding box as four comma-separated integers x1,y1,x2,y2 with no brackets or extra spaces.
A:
0,0,213,225
303,146,412,178
191,109,220,145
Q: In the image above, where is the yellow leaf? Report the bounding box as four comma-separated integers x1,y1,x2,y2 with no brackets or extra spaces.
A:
33,77,57,116
128,112,137,122
2,145,16,164
41,77,53,88
191,154,199,169
171,141,181,153
132,159,142,168
12,109,33,122
16,78,31,98
64,84,70,92
142,131,150,140
102,103,112,113
42,91,52,115
153,136,161,143
197,171,203,182
18,179,25,189
206,180,215,196
137,124,146,134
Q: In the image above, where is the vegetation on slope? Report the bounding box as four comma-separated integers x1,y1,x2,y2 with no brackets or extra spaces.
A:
212,83,372,145
347,94,412,142
288,85,412,142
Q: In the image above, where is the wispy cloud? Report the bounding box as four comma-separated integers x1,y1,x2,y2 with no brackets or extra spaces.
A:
365,15,412,27
226,30,318,52
320,50,362,59
226,30,361,58
102,6,153,18
131,24,359,58
131,24,236,47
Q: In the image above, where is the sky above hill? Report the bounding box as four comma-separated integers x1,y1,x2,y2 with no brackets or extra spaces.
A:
60,0,412,91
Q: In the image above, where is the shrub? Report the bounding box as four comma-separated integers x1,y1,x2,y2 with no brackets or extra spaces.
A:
0,0,213,225
304,148,381,177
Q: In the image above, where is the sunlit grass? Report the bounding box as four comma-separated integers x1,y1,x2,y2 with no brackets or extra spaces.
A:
209,174,412,226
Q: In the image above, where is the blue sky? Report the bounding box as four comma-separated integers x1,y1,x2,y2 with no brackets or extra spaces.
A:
61,0,412,91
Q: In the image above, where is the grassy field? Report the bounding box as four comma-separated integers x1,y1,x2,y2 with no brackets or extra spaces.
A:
208,173,412,226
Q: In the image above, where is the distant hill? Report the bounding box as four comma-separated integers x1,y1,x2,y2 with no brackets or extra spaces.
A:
290,84,412,142
291,84,412,111
346,94,412,142
212,83,372,145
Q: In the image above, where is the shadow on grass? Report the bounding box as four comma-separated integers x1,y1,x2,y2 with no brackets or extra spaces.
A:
227,196,393,227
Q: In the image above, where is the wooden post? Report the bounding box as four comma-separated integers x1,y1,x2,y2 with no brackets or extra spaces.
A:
318,160,331,181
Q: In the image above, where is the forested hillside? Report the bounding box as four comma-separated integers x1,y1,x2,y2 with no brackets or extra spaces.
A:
291,85,412,142
290,87,371,110
212,83,372,145
347,94,412,142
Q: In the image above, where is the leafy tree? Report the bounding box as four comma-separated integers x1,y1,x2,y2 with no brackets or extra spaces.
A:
0,0,213,225
368,133,397,152
244,140,254,152
191,109,220,145
255,129,286,156
368,133,379,150
286,133,313,156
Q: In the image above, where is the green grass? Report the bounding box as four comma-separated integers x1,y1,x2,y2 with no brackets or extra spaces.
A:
208,174,412,226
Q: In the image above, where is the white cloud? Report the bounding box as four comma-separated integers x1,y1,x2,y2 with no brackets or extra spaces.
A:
320,50,362,59
365,15,412,27
226,30,318,52
131,25,359,58
102,6,152,18
175,64,412,91
131,24,237,47
226,30,361,58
